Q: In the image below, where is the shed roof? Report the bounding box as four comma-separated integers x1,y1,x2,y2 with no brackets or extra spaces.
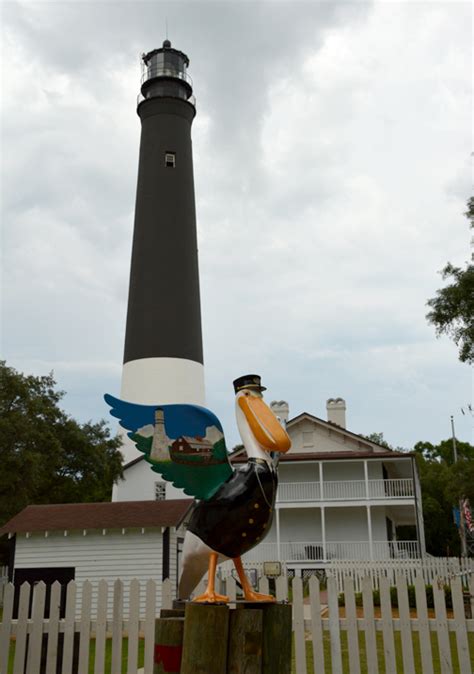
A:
0,499,193,536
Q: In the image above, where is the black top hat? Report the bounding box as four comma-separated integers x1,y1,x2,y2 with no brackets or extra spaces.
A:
233,374,267,394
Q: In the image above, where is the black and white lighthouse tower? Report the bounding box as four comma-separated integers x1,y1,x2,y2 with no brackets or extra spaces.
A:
120,41,205,425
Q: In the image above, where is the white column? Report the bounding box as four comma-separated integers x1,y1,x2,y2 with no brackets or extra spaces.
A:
319,461,324,500
412,457,426,557
321,507,327,561
366,505,373,560
364,460,369,499
276,507,281,562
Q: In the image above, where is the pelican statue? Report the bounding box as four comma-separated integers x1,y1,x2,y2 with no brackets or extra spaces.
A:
105,373,291,603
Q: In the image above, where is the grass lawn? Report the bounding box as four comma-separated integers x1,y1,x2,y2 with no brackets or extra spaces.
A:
7,638,145,674
291,631,474,674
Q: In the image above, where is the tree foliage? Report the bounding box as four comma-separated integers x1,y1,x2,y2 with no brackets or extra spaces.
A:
362,432,391,448
414,439,474,556
426,197,474,364
365,432,473,556
362,432,407,453
0,361,123,532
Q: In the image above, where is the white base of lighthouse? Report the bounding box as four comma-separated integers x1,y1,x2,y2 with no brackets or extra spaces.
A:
118,357,205,464
120,357,205,406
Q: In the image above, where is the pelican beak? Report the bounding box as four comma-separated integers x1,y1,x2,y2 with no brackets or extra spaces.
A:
238,392,291,453
270,418,291,453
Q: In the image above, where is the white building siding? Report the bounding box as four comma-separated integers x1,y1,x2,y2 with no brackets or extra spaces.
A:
289,422,371,454
276,507,388,543
14,530,165,615
322,461,364,481
325,508,368,542
368,462,384,479
278,463,319,482
371,507,390,540
112,460,186,502
279,509,322,541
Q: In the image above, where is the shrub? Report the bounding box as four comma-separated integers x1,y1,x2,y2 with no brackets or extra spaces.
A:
337,583,452,609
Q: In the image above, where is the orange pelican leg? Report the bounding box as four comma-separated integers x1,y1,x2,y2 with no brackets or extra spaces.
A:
233,557,275,602
193,552,229,603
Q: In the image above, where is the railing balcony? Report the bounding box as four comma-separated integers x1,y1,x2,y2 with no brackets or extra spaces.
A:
276,478,414,503
241,540,421,563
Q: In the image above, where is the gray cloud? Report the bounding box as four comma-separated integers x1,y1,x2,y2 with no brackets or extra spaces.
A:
2,1,472,450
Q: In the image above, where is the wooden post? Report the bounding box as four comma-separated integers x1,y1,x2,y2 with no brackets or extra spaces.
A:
181,603,230,674
261,603,292,674
227,608,263,674
179,601,291,674
154,617,184,674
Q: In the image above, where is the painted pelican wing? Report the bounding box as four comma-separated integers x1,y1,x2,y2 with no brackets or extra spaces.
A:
105,394,233,500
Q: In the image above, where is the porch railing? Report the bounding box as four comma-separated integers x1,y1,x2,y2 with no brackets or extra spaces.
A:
277,478,414,502
242,540,421,562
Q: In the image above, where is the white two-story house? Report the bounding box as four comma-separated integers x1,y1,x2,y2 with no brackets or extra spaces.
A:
113,397,425,573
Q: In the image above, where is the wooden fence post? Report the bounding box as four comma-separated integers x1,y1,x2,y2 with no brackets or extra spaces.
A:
261,603,292,674
181,603,230,674
154,617,184,674
227,608,263,674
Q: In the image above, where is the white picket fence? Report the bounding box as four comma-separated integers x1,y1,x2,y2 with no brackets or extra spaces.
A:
326,557,474,593
0,573,473,674
219,556,474,593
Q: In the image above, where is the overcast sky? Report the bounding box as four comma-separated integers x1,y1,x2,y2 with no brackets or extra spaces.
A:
2,0,472,452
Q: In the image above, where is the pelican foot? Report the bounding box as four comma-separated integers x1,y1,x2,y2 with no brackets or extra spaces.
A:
192,590,229,604
243,591,276,603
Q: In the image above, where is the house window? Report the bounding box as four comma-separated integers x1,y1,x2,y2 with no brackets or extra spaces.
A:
155,482,166,500
165,152,176,168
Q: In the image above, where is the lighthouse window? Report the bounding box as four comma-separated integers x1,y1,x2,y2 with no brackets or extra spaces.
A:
155,482,166,500
165,152,176,168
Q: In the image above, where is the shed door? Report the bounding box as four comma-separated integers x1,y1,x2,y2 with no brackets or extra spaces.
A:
13,567,75,618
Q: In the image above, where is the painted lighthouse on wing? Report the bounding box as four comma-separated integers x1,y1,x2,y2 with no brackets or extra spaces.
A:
120,40,204,460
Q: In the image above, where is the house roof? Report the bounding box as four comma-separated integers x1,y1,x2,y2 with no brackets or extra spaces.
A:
231,450,410,463
0,499,193,536
123,455,143,470
286,412,392,451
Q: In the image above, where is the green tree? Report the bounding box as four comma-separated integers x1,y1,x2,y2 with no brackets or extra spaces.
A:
362,432,408,454
413,438,474,556
414,438,474,466
362,432,391,448
426,197,474,364
0,361,123,531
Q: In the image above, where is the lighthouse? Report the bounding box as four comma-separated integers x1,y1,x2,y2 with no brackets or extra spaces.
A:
120,40,205,420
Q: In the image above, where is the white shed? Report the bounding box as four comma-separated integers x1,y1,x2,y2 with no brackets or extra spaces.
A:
0,499,193,615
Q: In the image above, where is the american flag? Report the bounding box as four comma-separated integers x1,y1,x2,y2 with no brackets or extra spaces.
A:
462,499,473,533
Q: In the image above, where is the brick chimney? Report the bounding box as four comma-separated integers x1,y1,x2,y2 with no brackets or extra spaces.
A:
270,400,289,425
326,398,346,428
